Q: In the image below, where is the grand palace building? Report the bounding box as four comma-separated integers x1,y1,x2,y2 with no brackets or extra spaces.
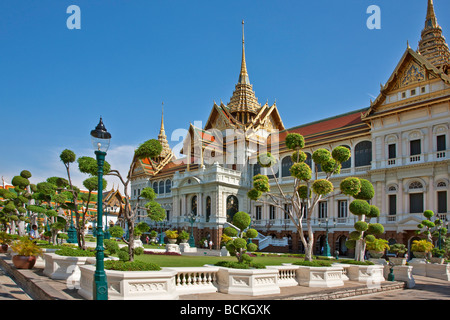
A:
130,0,449,257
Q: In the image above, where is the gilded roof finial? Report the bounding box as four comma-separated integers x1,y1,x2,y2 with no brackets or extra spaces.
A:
238,20,249,85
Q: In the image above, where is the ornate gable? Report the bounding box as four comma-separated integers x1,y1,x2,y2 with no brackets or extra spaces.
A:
363,47,450,119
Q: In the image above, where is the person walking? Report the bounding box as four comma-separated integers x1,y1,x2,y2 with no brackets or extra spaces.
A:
209,240,213,250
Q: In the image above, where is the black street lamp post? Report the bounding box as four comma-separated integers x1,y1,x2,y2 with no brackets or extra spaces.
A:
90,117,111,300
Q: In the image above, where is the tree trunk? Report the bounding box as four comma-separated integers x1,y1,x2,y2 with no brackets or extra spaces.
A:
128,221,135,262
355,239,366,262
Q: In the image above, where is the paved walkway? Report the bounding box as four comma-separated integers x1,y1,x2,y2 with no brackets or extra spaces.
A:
0,267,32,300
1,252,449,301
341,275,450,300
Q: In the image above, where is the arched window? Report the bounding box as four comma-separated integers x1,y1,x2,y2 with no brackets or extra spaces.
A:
354,141,372,167
339,145,351,169
159,181,164,194
281,156,293,177
191,196,197,215
206,196,211,222
409,181,424,213
226,195,239,222
409,181,423,190
165,180,172,193
152,182,158,194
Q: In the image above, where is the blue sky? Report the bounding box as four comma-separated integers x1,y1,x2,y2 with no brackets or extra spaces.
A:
0,0,448,189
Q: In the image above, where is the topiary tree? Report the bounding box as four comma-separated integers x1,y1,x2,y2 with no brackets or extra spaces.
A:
247,132,357,261
416,209,448,251
221,211,258,264
0,171,34,236
90,139,163,261
341,177,384,261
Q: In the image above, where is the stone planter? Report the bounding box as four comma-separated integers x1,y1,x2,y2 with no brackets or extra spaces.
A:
389,257,407,266
368,250,384,259
167,238,177,244
346,265,385,285
412,251,427,259
393,265,415,288
166,244,180,254
215,267,280,296
180,239,189,243
43,253,94,280
34,248,58,268
179,243,197,253
408,259,427,276
430,257,445,264
369,258,389,278
295,266,344,288
425,263,450,281
78,265,179,300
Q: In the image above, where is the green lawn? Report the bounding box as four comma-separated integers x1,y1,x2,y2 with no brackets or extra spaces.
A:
133,253,310,268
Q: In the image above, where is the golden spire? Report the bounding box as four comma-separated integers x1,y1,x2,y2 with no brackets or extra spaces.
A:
238,20,250,85
228,20,261,120
418,0,450,72
158,101,171,158
425,0,438,28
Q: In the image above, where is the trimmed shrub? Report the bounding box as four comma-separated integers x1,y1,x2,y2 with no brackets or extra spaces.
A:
367,205,380,218
354,221,368,232
340,177,362,196
245,228,258,239
423,210,434,219
55,247,95,257
291,150,307,163
233,238,247,249
253,178,270,193
349,231,362,240
247,242,258,252
349,199,371,216
332,146,351,163
104,260,161,271
367,223,384,235
247,189,262,200
285,133,305,150
232,211,251,231
290,162,312,181
297,185,311,199
224,227,238,237
312,179,333,195
257,152,277,168
293,260,332,267
312,149,331,165
321,159,341,174
353,179,375,200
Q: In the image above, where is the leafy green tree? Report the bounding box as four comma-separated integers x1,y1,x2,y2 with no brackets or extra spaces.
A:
247,132,384,262
78,139,163,261
0,171,33,235
222,211,258,263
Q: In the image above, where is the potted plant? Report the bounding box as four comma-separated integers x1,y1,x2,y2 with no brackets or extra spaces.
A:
411,239,433,259
178,230,190,243
149,230,158,242
389,243,407,265
430,248,446,264
366,238,389,259
165,230,178,244
0,231,12,253
10,237,43,269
